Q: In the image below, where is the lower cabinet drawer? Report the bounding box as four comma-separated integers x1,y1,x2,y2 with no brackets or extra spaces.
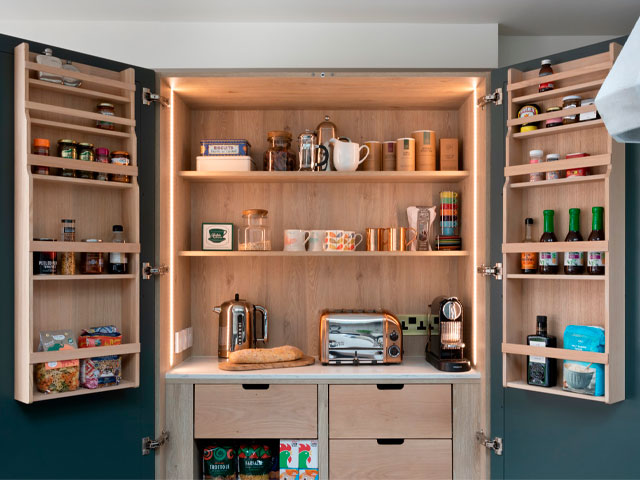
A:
329,439,452,480
329,384,451,438
194,384,317,438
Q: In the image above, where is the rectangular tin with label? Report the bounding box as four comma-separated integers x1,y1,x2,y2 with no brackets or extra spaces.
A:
202,223,233,251
200,139,251,156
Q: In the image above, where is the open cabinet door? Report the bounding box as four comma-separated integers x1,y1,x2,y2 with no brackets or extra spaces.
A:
1,34,156,478
489,37,636,478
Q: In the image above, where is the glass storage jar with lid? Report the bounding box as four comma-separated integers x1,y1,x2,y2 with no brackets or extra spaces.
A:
238,209,271,251
264,131,296,171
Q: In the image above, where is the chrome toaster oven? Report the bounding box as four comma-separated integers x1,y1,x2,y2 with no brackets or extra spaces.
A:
319,310,403,365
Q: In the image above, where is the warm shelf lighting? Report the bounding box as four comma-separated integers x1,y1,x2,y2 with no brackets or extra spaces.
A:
472,84,478,367
169,87,175,367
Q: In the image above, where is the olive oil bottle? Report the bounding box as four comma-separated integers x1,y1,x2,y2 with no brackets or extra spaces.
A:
527,315,557,387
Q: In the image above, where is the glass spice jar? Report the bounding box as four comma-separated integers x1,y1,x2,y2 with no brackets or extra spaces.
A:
96,102,115,130
57,139,77,177
32,138,50,175
59,219,76,275
238,209,271,251
545,107,563,128
562,95,582,125
110,151,130,183
545,154,561,180
264,131,297,171
78,142,95,179
529,150,545,182
81,240,104,274
95,147,110,181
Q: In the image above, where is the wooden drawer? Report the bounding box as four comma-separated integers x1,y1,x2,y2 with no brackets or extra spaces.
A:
329,384,451,439
330,439,452,480
194,384,317,438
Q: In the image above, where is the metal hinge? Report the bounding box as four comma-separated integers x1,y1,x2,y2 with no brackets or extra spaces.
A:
142,87,170,108
477,88,502,109
477,262,503,280
476,430,503,456
142,262,169,280
142,430,169,455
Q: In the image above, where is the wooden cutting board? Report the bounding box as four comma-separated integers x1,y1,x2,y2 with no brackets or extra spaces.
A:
218,355,315,371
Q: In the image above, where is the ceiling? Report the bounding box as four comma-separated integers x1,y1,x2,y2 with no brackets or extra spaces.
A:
4,0,639,36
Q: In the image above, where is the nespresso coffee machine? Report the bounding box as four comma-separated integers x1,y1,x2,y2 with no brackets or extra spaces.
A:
426,296,471,372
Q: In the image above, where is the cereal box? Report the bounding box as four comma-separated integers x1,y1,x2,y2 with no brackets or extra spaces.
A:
279,440,298,479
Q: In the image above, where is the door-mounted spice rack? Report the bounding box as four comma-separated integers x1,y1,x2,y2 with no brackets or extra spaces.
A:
501,43,625,404
14,43,141,403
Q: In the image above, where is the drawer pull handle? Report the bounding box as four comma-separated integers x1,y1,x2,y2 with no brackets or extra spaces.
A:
377,439,405,445
242,384,270,390
376,384,404,390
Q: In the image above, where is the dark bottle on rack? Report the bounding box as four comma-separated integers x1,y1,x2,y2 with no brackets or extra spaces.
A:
538,59,554,92
527,315,557,387
108,225,128,274
539,210,558,274
564,208,585,275
588,206,605,275
521,218,538,274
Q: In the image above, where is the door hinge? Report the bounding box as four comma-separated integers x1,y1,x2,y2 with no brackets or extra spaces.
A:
142,262,169,280
476,430,503,456
477,88,502,109
477,262,503,280
142,430,169,455
142,87,170,108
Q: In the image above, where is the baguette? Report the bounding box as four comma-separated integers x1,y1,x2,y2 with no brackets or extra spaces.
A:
228,346,304,364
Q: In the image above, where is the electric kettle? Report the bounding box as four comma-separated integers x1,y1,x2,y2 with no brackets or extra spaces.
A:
213,293,268,358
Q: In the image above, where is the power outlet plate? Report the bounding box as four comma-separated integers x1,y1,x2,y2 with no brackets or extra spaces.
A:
398,314,429,336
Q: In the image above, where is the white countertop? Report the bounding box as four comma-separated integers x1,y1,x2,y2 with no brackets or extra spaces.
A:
165,356,481,384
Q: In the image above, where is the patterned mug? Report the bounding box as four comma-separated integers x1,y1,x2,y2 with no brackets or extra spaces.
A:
343,231,364,251
323,230,344,251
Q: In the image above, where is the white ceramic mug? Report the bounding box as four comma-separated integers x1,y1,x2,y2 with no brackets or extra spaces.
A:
343,231,364,251
308,230,325,251
284,229,310,251
323,230,344,251
330,138,370,172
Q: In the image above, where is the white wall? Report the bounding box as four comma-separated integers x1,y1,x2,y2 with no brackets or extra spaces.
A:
0,21,498,70
499,35,619,66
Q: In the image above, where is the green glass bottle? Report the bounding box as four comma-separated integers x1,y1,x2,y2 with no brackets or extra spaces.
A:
564,208,584,274
539,210,558,274
588,206,605,275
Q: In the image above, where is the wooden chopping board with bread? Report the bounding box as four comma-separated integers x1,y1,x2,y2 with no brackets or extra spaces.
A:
219,345,315,371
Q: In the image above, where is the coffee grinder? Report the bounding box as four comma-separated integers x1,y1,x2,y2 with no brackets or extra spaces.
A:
426,296,471,372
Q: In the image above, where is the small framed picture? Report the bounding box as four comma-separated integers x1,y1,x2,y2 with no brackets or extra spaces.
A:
202,223,233,251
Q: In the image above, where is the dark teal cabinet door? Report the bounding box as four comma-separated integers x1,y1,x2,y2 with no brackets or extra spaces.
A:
0,34,156,479
490,36,640,479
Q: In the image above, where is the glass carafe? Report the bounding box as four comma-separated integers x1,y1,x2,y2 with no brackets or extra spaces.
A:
238,209,271,251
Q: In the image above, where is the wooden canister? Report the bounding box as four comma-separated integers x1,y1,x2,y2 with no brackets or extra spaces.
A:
396,138,415,171
382,141,396,171
361,141,382,171
412,130,436,171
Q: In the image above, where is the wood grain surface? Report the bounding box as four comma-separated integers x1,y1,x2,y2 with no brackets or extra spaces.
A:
218,354,315,371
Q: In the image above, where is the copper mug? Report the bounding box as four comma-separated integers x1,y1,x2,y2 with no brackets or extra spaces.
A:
366,228,387,251
385,227,417,251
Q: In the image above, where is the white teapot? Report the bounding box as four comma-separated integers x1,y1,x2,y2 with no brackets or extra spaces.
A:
329,138,369,172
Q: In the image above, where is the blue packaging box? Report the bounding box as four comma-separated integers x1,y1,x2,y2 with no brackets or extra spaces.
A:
200,139,251,156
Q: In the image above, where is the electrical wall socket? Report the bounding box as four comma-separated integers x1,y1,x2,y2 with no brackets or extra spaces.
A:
398,314,429,336
174,326,194,354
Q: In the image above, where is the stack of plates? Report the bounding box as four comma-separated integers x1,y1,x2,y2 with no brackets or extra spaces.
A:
436,235,462,251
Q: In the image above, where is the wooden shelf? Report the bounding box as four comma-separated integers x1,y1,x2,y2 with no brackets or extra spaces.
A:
508,105,596,127
179,250,469,257
31,241,140,253
504,154,610,177
30,117,132,139
511,119,605,140
28,154,138,177
30,343,141,363
507,61,611,92
511,79,605,105
506,273,605,281
25,61,135,91
32,273,136,281
510,174,607,189
503,241,607,253
32,173,134,189
26,101,135,127
179,170,470,184
32,380,137,403
505,381,607,403
28,78,131,104
502,343,608,364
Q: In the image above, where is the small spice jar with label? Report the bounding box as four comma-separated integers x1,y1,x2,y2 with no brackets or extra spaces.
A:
538,59,554,92
95,147,110,181
545,107,563,128
110,151,130,183
81,240,105,274
32,138,50,175
57,139,77,177
33,238,57,275
96,102,115,130
562,95,582,125
529,150,545,182
78,142,95,179
59,219,76,275
545,154,561,180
